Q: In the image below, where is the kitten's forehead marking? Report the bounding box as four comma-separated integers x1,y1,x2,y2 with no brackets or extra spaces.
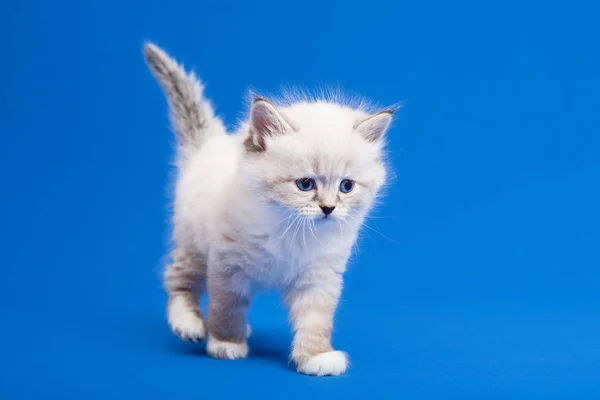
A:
312,159,320,175
310,156,352,179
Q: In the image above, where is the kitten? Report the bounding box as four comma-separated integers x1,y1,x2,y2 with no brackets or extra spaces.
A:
144,43,394,376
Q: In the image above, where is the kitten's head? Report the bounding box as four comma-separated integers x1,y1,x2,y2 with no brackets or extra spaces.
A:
242,97,393,224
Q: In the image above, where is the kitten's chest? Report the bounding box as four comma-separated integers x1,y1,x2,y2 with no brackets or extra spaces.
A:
244,240,315,288
245,228,348,289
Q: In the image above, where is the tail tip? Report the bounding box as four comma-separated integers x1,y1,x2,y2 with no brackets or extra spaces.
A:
143,41,163,63
143,41,180,79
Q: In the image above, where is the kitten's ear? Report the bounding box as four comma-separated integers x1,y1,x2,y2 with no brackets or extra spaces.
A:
355,109,395,143
247,98,293,151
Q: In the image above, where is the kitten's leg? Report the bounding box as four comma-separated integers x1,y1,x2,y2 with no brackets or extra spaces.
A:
286,271,347,376
206,267,252,360
164,247,207,342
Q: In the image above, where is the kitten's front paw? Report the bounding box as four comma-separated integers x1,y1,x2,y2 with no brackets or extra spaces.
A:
207,336,249,360
297,351,349,376
168,298,206,342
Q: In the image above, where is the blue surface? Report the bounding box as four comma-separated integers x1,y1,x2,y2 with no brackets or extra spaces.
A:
2,0,599,398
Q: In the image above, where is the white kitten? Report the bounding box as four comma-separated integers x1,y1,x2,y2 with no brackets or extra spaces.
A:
144,43,394,376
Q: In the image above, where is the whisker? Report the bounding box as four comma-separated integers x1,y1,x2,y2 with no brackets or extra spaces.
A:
336,219,345,242
309,219,321,244
274,213,301,243
346,214,399,244
272,211,294,228
290,215,304,248
301,218,308,249
341,216,375,244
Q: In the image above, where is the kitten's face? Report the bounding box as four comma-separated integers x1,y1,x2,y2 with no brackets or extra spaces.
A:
249,134,385,223
243,100,390,224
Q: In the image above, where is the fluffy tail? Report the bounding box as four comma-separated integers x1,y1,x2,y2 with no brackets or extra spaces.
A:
143,42,226,166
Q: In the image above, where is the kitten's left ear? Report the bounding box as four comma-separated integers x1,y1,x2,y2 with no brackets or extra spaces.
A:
355,109,395,143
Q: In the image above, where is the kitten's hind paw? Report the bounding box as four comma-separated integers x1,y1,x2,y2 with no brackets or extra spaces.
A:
207,336,249,360
167,296,206,342
297,351,349,376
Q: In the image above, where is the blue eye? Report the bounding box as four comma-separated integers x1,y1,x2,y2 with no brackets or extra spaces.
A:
296,178,315,191
339,179,354,193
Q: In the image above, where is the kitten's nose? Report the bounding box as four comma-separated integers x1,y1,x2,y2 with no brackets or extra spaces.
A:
320,206,335,216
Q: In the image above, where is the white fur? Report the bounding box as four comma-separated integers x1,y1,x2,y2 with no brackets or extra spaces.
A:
167,295,206,341
145,43,393,376
207,336,249,360
297,351,349,376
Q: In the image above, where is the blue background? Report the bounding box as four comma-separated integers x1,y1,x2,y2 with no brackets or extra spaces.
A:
2,0,599,398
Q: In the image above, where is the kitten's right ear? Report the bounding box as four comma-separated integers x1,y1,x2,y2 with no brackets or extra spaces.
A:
246,98,293,152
